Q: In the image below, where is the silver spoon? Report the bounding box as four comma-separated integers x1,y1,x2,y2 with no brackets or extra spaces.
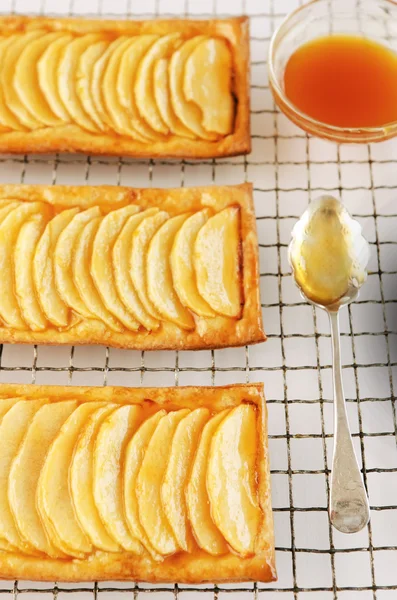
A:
288,195,370,534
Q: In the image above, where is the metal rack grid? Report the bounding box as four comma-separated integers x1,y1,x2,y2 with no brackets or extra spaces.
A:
0,0,396,598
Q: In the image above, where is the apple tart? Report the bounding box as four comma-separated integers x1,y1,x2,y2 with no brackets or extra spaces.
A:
0,382,275,583
0,182,264,349
0,14,250,157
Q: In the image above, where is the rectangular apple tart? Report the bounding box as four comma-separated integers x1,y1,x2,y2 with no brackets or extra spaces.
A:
0,182,264,349
0,382,275,583
0,14,249,158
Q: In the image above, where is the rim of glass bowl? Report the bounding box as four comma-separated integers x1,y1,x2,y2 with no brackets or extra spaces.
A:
267,0,397,143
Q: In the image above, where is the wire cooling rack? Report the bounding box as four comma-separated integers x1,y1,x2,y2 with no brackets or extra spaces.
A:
0,0,397,597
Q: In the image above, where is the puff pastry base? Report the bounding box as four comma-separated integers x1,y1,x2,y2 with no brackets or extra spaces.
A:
0,15,250,158
0,382,276,583
0,182,265,350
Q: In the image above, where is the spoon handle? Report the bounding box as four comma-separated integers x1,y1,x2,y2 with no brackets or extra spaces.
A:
329,310,370,533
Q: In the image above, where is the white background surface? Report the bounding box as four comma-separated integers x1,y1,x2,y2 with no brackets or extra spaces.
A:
0,0,397,597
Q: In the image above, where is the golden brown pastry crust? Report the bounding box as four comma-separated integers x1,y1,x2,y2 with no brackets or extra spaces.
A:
0,15,250,158
0,382,276,583
0,182,265,350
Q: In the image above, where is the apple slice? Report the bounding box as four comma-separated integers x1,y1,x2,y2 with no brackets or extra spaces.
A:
34,207,79,328
102,37,148,141
8,401,77,557
0,202,48,330
0,398,18,422
14,32,65,127
2,31,43,129
184,38,234,135
58,34,103,132
113,208,160,331
170,209,215,318
207,404,261,556
135,33,181,135
38,33,74,123
169,36,218,140
73,217,123,333
186,410,229,555
130,210,168,320
153,58,195,138
77,40,110,131
70,404,120,552
194,206,242,318
0,201,20,223
117,34,165,141
137,409,189,556
0,400,43,553
37,403,101,558
54,206,101,320
92,205,141,331
147,213,195,330
91,37,128,131
15,214,49,332
0,36,26,130
162,408,209,551
93,405,143,553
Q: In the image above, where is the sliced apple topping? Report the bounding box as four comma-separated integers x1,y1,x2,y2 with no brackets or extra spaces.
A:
124,410,166,560
14,32,65,127
130,210,168,320
207,404,261,556
38,33,74,123
77,40,110,132
137,409,189,556
194,206,242,318
162,408,209,551
34,207,80,328
184,38,234,135
170,209,215,318
186,410,229,555
37,403,100,558
147,213,195,330
93,405,143,553
0,36,26,130
8,401,77,557
70,404,120,552
113,208,161,330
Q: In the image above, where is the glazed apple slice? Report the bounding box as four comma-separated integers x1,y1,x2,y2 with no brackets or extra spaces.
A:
58,34,103,132
186,410,229,555
34,207,80,328
54,206,101,319
0,400,44,553
2,31,43,129
8,401,77,557
170,209,215,318
70,404,120,552
169,36,218,140
15,214,49,331
184,38,234,135
93,405,143,553
77,40,110,132
37,403,101,558
113,208,161,330
153,58,195,138
91,205,141,330
123,410,166,559
162,408,209,551
0,202,48,330
135,33,181,135
117,34,163,141
0,36,27,130
14,32,65,127
73,217,123,333
194,206,242,318
147,213,195,330
38,33,73,123
130,210,168,320
137,409,189,556
207,404,261,556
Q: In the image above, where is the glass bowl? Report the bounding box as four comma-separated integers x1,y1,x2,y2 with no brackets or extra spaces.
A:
268,0,397,143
